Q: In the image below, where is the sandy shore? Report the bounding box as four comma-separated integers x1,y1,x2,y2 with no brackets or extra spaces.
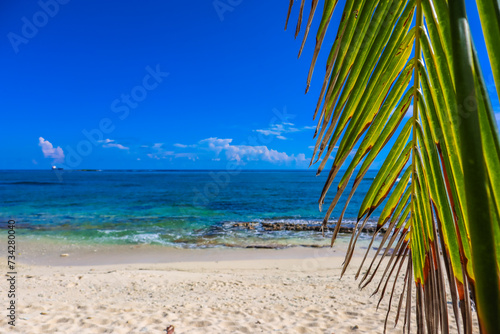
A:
1,241,471,333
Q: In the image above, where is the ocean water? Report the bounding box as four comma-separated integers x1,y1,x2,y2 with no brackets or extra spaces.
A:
1,170,383,248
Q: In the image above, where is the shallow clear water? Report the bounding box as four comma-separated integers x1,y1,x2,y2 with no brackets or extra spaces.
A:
1,169,384,248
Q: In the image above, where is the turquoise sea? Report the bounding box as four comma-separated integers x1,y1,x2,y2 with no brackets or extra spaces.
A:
1,170,383,248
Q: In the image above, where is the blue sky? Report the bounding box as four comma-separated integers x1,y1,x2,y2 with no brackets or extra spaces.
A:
1,0,498,170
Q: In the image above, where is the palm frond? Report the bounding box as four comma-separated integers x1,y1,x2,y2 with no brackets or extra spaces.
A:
286,0,500,332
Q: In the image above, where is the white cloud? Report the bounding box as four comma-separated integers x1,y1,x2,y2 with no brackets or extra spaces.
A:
173,143,196,148
38,137,65,163
145,142,197,160
166,137,308,165
99,139,129,150
175,152,198,161
199,137,232,155
255,129,280,136
147,150,174,160
103,143,129,150
199,137,307,165
254,121,308,140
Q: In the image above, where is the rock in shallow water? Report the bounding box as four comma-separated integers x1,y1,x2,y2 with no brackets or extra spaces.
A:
232,222,385,234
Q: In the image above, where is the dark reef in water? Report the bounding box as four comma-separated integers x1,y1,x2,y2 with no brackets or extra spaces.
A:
232,221,386,234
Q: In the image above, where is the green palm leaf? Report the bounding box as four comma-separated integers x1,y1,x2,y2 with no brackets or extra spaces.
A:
286,0,500,332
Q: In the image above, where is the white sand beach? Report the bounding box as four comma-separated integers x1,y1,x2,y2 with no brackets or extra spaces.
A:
1,242,474,333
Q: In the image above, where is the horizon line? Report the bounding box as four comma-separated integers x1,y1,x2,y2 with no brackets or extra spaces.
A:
0,168,381,172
